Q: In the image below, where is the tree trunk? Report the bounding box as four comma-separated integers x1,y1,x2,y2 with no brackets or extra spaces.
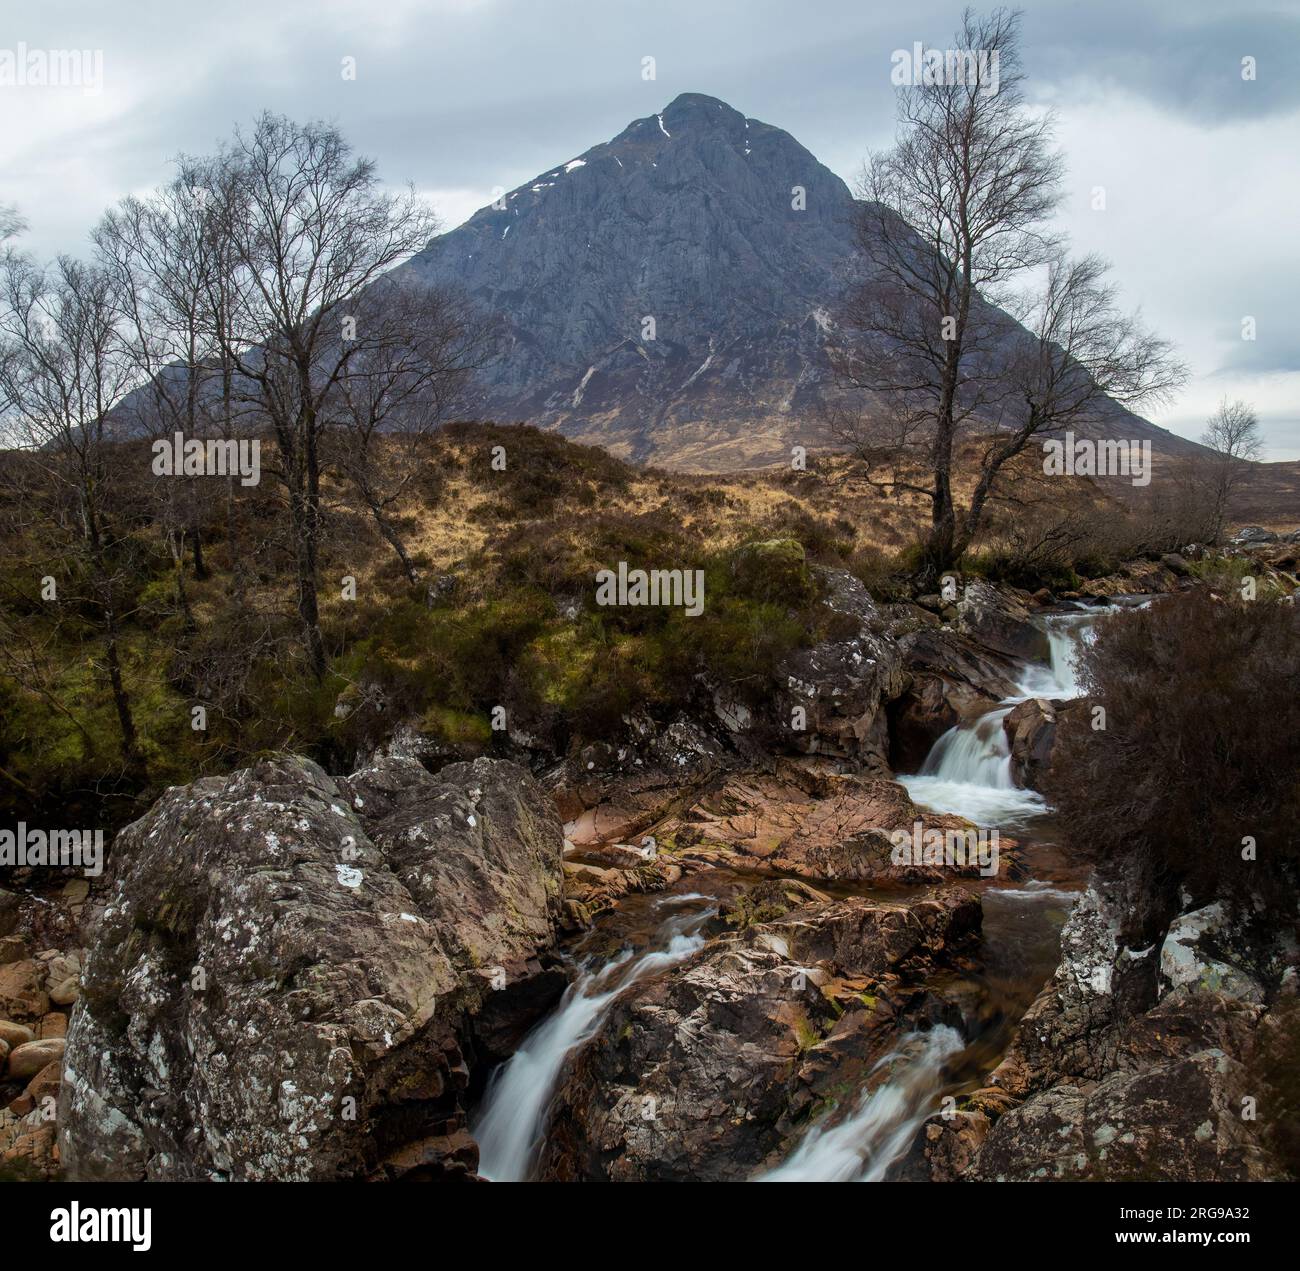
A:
287,404,327,679
190,517,207,580
103,608,139,770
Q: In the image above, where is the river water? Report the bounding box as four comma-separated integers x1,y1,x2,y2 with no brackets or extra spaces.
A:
473,606,1114,1182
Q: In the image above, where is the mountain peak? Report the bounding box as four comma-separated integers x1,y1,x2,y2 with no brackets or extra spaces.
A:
659,92,746,132
400,95,1189,471
609,92,754,149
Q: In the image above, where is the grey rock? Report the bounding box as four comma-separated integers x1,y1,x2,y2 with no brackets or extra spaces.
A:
775,568,905,770
59,753,563,1181
956,580,1050,663
1233,525,1278,545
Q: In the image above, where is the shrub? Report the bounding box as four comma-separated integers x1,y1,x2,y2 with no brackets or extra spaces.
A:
727,539,815,607
1043,591,1300,917
849,545,912,601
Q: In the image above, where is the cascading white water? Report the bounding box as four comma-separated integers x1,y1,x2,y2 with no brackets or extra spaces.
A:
900,704,1047,826
759,1026,965,1182
920,707,1017,788
1012,612,1099,700
473,898,712,1182
762,610,1119,1182
899,610,1112,825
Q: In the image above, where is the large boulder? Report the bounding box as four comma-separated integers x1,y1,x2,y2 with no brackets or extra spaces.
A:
59,753,564,1181
956,580,1050,664
1233,525,1278,545
728,538,815,606
972,994,1274,1181
1002,697,1063,790
539,886,980,1181
889,626,1023,771
775,568,905,770
962,858,1296,1182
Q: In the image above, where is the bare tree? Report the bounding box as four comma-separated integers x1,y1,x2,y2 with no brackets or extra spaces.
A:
965,253,1185,545
197,113,439,677
94,177,234,624
1197,398,1262,543
328,277,495,583
0,254,145,768
829,7,1183,576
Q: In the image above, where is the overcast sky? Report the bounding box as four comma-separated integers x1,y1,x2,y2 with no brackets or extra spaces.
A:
3,0,1298,457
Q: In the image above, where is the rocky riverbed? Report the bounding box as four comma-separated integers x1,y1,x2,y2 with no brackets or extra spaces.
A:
4,553,1297,1182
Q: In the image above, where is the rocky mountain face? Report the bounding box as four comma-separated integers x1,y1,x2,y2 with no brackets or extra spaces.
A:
404,92,855,469
404,92,1199,471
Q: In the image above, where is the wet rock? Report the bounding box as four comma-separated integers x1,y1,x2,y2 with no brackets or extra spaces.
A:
899,626,1023,700
957,580,1050,663
889,626,1023,771
1003,698,1057,790
655,761,1020,886
560,841,682,926
899,1108,991,1181
59,752,564,1182
470,963,570,1066
540,888,980,1180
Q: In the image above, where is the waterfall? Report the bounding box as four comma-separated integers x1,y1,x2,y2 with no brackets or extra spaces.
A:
900,703,1046,826
920,706,1017,788
759,1026,965,1182
1013,612,1099,699
899,610,1113,826
473,898,712,1181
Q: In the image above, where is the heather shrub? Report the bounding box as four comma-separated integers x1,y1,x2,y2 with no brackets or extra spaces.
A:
1043,591,1300,914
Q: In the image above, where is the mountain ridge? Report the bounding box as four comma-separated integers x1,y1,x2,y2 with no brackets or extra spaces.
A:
402,91,1204,471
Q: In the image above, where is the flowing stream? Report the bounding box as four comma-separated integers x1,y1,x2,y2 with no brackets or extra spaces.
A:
473,895,714,1181
898,607,1101,826
759,1026,966,1181
764,607,1111,1181
473,607,1116,1183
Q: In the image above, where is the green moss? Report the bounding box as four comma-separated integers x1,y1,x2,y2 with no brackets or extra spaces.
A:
792,1011,822,1054
727,538,814,607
